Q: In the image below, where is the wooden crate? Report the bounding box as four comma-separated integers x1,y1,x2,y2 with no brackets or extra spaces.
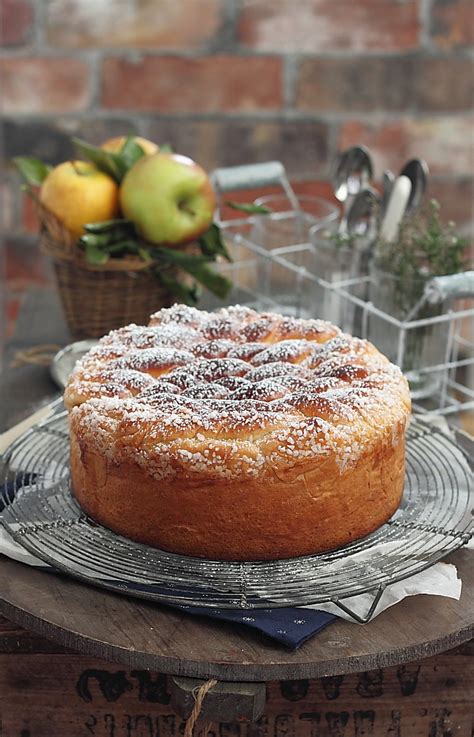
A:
1,616,473,737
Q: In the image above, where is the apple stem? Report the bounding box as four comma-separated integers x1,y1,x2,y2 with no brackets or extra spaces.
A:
178,200,195,217
71,161,86,176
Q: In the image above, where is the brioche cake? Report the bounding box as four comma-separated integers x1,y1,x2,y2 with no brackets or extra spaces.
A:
65,305,411,561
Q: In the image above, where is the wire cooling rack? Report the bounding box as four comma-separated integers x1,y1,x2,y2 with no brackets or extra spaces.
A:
1,410,472,620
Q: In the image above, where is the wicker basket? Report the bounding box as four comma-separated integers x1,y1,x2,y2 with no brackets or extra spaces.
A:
37,203,177,339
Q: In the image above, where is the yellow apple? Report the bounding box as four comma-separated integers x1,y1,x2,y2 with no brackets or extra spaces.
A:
40,161,119,238
120,153,215,246
101,136,159,156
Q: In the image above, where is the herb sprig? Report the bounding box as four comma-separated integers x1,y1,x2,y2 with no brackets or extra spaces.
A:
374,199,468,316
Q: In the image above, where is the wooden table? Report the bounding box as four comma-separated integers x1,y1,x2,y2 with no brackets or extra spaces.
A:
1,548,472,682
1,289,473,735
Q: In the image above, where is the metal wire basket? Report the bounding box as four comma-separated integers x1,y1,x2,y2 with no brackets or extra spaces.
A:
206,162,474,419
1,407,472,621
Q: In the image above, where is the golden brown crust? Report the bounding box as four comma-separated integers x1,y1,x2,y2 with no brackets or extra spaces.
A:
70,423,405,560
66,305,411,560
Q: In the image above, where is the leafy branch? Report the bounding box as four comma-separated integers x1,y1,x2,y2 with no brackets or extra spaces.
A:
373,200,468,373
224,201,272,215
78,219,232,303
13,134,148,187
374,199,468,315
72,135,147,183
13,157,51,186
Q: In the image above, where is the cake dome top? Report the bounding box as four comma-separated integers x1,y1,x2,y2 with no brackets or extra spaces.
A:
66,305,410,480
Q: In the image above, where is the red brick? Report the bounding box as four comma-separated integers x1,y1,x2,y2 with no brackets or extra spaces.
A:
102,56,282,113
1,58,90,114
297,56,473,113
415,57,474,111
5,296,22,339
218,180,338,221
144,119,329,175
430,0,474,49
45,0,221,49
5,239,51,288
21,191,40,234
0,0,33,46
239,0,420,52
427,178,474,232
339,117,474,177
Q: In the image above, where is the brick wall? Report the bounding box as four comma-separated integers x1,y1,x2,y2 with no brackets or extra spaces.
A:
1,0,473,240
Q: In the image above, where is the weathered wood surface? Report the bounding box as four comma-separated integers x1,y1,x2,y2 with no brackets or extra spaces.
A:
0,550,472,682
0,616,473,735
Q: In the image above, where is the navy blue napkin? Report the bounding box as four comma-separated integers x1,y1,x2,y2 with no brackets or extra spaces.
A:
1,476,337,649
175,603,336,649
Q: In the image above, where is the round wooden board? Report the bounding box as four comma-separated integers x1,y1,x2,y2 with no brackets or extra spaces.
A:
0,548,472,682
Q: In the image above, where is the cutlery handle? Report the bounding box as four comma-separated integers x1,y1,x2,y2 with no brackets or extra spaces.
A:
379,175,411,243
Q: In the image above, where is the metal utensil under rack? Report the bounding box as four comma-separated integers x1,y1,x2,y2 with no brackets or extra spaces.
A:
1,407,472,622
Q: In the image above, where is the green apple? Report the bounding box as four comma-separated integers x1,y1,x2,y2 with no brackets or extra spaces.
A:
120,153,216,246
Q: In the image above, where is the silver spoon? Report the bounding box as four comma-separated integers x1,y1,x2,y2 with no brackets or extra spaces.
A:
333,145,374,202
399,158,429,216
346,187,380,286
332,146,374,233
346,187,380,241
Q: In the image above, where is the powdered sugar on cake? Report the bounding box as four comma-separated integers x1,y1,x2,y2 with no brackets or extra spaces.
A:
66,305,411,479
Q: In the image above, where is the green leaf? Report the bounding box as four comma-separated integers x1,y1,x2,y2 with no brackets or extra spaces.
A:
84,218,134,233
82,221,137,251
118,136,148,170
106,240,139,255
138,247,154,263
155,248,232,299
192,262,232,299
85,244,110,265
159,143,174,153
73,136,150,182
198,223,232,262
13,157,51,186
225,201,272,215
72,137,124,182
155,269,200,305
153,248,204,268
80,233,114,248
